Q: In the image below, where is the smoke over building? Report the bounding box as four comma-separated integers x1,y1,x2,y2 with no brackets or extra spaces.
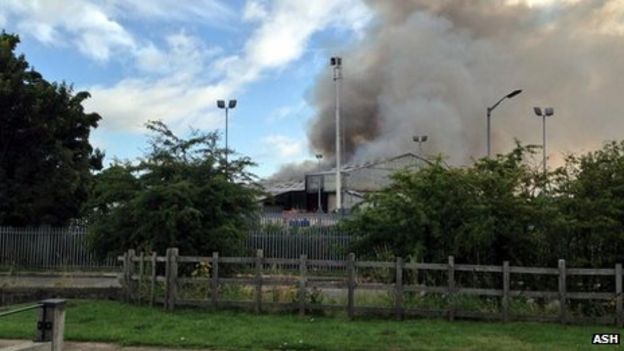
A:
305,0,624,169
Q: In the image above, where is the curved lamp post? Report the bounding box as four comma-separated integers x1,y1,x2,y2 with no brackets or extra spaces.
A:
487,89,522,158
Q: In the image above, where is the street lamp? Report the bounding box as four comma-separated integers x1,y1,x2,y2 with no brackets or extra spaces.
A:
486,89,522,158
315,154,323,213
216,99,237,175
330,56,343,212
412,135,428,155
533,107,554,173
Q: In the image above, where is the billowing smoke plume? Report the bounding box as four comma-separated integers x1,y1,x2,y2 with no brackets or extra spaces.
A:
267,160,318,182
308,0,624,166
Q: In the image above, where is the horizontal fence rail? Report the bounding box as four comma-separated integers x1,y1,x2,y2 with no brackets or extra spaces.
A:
121,248,624,327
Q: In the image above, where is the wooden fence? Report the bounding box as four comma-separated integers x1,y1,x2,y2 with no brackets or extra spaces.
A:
121,248,624,326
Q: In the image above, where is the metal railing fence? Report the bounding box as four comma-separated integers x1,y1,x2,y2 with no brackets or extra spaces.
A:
0,221,352,270
0,226,118,270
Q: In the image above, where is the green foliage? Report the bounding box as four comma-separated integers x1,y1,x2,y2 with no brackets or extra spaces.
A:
343,141,624,268
86,120,261,257
0,32,103,226
549,140,624,267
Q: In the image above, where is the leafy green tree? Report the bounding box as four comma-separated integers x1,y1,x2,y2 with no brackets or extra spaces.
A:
86,121,261,257
550,141,624,267
0,32,103,226
343,145,546,265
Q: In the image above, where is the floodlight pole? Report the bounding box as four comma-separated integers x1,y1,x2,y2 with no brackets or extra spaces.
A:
542,114,546,173
533,107,554,173
486,89,522,158
217,99,237,178
331,57,343,212
413,135,428,155
225,107,229,169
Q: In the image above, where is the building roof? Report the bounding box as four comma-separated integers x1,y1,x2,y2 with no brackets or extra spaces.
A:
259,153,429,197
306,152,429,176
260,179,305,197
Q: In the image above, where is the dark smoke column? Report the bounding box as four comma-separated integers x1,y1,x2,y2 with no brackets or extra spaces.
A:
331,56,343,211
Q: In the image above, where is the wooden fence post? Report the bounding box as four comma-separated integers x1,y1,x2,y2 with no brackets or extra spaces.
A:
558,259,567,324
149,252,156,307
299,254,307,316
127,249,136,302
138,251,144,304
616,263,622,327
170,248,178,311
502,261,510,322
448,256,455,321
122,250,129,302
164,248,171,309
255,249,263,313
211,252,219,309
347,252,356,319
165,248,179,311
395,257,404,320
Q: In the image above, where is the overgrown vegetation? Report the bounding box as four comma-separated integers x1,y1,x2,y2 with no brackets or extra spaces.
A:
343,142,624,269
85,121,262,257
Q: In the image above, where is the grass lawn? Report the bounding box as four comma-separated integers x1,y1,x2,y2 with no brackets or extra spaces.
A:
0,299,620,350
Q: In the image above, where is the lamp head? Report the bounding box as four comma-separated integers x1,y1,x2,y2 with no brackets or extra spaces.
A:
507,89,522,99
228,100,237,109
421,135,428,142
330,56,342,66
544,107,554,116
533,107,542,116
315,154,323,160
217,100,225,109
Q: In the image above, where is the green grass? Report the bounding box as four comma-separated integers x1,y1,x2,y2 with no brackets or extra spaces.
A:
0,299,620,350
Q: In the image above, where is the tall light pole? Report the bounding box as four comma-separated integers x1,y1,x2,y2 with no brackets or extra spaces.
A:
217,99,237,175
533,107,554,173
330,56,342,212
315,154,323,213
487,89,522,158
412,135,428,155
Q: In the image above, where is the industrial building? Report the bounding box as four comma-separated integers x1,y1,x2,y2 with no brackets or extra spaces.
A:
260,153,429,213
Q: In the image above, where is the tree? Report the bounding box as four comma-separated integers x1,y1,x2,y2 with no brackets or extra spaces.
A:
0,32,104,226
86,121,261,257
342,145,547,266
550,141,624,267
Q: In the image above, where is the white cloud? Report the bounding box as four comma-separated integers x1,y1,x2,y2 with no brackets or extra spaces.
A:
266,101,308,123
261,135,304,158
135,32,221,78
110,0,234,23
0,0,234,62
2,0,372,139
243,1,371,70
85,78,230,132
1,0,136,61
243,0,268,22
